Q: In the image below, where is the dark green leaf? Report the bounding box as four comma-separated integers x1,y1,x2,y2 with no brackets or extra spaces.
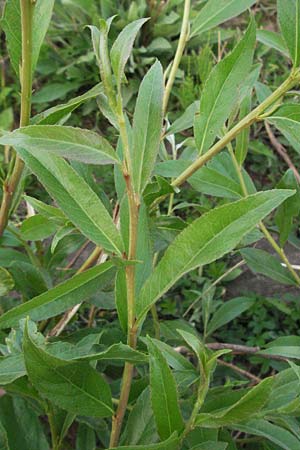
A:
132,61,163,194
268,104,300,153
110,18,149,88
13,149,124,254
194,19,256,154
0,262,115,329
278,0,300,66
191,0,256,37
240,247,297,286
20,215,57,241
23,323,113,417
147,338,184,440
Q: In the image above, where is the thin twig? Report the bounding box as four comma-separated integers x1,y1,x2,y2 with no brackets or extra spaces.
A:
265,121,300,183
217,359,261,384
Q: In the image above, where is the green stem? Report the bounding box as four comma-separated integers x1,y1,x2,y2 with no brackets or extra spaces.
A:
109,98,139,450
172,70,300,188
182,371,210,439
163,0,190,114
0,0,34,236
227,142,300,286
47,404,59,450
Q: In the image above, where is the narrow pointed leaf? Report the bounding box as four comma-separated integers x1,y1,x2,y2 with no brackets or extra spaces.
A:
13,149,124,254
136,190,294,321
257,29,289,57
32,83,103,125
0,262,115,329
194,19,256,154
132,61,163,193
110,18,149,87
233,419,300,450
23,323,113,417
147,338,184,440
111,433,179,450
278,0,300,67
196,378,273,427
191,0,256,38
0,125,120,165
71,343,148,364
240,247,298,286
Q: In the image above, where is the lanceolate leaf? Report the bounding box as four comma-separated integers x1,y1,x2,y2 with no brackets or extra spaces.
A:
132,61,164,194
196,378,273,427
257,29,289,57
268,104,300,153
147,338,184,440
136,190,294,321
32,83,103,125
111,433,179,450
191,0,256,38
194,19,256,154
23,323,113,417
206,297,255,336
278,0,300,67
110,18,149,88
1,0,55,76
240,247,298,286
233,419,300,450
13,149,124,254
0,263,115,329
0,125,120,165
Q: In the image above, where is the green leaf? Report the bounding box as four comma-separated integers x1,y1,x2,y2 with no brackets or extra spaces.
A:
20,215,57,241
0,125,120,165
240,247,297,286
132,61,163,194
189,153,255,199
196,378,273,427
268,104,300,153
190,444,228,450
194,19,256,154
257,29,289,57
0,268,14,296
70,343,148,364
259,346,300,360
23,322,113,417
0,354,26,385
0,419,9,450
166,101,199,136
233,419,300,450
0,262,115,329
9,261,48,299
275,169,300,246
110,18,149,88
278,0,300,67
0,396,49,450
13,149,124,254
76,423,96,450
0,249,29,267
206,297,255,336
155,153,256,199
1,0,55,76
136,190,294,321
147,338,184,440
111,433,179,450
32,83,103,125
115,268,128,333
121,388,158,446
191,0,256,37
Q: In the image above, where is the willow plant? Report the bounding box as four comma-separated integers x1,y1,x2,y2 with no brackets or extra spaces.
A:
1,0,300,449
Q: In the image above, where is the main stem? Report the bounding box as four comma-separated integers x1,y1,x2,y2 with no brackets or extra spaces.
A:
109,109,139,447
0,0,33,236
